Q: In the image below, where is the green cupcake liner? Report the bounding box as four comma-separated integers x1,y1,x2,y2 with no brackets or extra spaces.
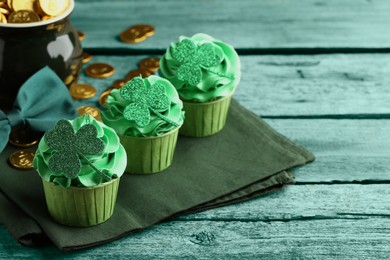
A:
180,93,233,137
42,178,120,227
119,127,179,174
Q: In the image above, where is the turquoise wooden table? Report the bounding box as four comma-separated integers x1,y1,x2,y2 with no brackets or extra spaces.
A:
1,0,390,258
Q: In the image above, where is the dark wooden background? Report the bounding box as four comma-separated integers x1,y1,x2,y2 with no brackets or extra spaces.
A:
1,0,389,258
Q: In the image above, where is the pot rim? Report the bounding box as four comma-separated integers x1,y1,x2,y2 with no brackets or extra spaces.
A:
0,0,75,29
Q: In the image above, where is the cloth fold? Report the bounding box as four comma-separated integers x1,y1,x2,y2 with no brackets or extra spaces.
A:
0,67,77,153
0,100,314,251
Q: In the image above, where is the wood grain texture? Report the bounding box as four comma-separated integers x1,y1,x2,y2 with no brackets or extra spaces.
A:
72,0,390,51
1,185,389,258
266,119,390,182
237,54,390,117
1,0,388,257
77,54,390,117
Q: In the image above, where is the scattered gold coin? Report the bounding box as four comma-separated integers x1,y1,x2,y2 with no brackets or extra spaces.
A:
78,30,86,41
82,51,93,64
69,83,97,100
112,79,126,89
12,0,35,12
85,63,115,79
98,89,112,106
119,24,155,44
77,105,101,121
139,57,160,72
9,150,35,170
125,69,153,81
38,0,69,16
8,10,40,23
9,129,41,148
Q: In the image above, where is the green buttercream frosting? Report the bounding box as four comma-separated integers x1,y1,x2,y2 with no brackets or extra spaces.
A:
33,115,126,189
101,75,184,137
160,33,241,102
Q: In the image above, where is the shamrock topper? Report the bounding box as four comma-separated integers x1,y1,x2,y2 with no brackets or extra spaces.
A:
120,77,179,128
172,38,226,86
44,119,111,181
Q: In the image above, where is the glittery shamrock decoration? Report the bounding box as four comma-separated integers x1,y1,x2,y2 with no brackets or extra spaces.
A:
172,38,223,86
120,77,179,128
44,119,111,181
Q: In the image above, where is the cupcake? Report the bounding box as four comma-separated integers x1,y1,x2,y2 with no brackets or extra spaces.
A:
33,114,126,227
160,33,241,137
101,75,184,174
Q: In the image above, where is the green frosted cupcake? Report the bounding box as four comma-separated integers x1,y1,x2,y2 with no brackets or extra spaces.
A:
160,33,241,137
33,115,126,227
101,75,185,174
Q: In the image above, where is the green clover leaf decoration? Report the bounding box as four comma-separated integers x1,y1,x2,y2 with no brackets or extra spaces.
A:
172,39,221,86
120,77,178,128
44,119,111,181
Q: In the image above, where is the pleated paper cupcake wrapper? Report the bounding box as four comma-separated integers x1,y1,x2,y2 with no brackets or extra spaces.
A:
180,93,233,137
119,127,179,174
42,178,120,227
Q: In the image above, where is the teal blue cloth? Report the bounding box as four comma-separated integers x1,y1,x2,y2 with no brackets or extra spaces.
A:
0,67,77,153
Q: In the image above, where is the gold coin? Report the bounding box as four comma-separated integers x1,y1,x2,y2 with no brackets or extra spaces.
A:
98,89,112,106
9,150,35,170
69,83,97,100
85,63,115,79
38,0,69,16
0,13,6,24
41,15,52,21
78,30,86,41
12,0,34,11
9,129,42,148
139,57,160,72
33,0,45,16
0,3,11,15
112,79,126,89
125,69,153,81
8,10,40,23
64,74,75,85
82,51,93,64
119,24,155,44
77,106,101,121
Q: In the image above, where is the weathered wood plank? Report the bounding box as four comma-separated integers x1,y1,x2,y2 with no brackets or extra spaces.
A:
179,184,390,221
72,0,390,51
77,54,390,117
267,119,390,182
2,220,390,259
237,54,390,117
1,185,389,258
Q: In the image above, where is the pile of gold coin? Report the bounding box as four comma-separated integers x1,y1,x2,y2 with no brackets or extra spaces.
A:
0,0,69,24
